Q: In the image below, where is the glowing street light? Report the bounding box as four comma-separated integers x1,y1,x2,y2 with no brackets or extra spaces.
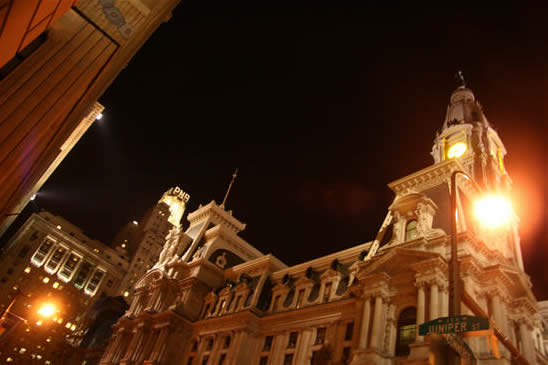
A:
474,195,513,228
447,170,513,364
37,303,56,318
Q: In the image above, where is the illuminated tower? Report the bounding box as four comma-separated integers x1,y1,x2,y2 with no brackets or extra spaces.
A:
116,187,190,299
431,86,511,191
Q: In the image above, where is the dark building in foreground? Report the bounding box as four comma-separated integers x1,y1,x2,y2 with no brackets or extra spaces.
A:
97,88,546,364
0,0,181,237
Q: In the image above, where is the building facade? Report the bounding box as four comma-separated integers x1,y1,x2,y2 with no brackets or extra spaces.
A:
98,87,546,365
0,211,129,364
0,0,181,237
0,186,187,364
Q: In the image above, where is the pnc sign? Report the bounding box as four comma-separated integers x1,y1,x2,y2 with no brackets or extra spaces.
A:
168,187,190,203
419,315,489,336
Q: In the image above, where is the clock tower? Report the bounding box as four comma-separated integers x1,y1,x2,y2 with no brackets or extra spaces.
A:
431,86,511,192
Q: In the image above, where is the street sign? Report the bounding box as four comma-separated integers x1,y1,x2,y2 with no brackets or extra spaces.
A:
419,315,489,336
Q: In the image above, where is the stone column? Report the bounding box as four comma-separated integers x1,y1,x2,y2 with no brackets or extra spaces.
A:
440,286,449,317
128,327,146,362
491,292,511,359
148,326,169,362
519,319,536,364
114,331,132,364
295,328,314,364
101,329,123,363
416,283,426,342
145,286,161,312
429,282,439,320
270,333,286,365
358,297,372,349
386,304,397,356
126,292,141,317
369,295,385,350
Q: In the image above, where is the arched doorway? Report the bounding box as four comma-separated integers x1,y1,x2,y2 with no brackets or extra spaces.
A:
395,307,417,356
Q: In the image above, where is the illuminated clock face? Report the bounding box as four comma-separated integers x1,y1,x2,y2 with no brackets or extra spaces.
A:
447,142,467,159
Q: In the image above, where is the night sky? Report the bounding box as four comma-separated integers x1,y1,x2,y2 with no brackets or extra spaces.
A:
32,4,548,297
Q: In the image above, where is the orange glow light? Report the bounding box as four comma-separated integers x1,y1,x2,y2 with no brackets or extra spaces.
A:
474,195,513,228
37,303,56,318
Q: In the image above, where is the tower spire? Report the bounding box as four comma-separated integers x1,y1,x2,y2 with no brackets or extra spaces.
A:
455,70,466,88
220,168,238,209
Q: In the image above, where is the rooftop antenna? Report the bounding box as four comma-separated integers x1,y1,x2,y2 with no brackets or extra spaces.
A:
456,70,466,88
220,168,238,209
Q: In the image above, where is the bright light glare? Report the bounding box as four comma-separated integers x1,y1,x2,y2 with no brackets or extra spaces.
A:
448,142,467,159
30,194,36,201
474,195,512,228
96,113,103,120
37,303,56,318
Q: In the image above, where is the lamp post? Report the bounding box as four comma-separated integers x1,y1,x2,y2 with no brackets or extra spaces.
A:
448,170,512,363
0,289,58,343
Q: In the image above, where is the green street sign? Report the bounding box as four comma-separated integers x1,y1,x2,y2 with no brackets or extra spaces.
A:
419,315,489,336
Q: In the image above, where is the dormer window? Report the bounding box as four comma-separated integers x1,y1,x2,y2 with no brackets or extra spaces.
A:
405,220,417,241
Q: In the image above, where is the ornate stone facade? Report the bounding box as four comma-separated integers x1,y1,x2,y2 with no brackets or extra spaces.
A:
100,88,547,365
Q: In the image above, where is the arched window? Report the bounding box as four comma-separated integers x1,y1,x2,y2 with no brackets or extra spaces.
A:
395,307,416,356
405,220,417,241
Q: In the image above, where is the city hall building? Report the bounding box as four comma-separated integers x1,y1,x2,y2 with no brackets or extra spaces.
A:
99,87,547,365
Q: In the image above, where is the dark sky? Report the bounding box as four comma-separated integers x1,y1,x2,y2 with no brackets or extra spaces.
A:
35,4,547,297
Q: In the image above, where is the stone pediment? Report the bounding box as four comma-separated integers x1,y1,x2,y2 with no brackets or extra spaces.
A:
356,248,441,278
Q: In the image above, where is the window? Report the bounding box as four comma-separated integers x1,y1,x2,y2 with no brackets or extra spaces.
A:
395,307,417,356
314,328,326,345
263,336,273,351
45,246,67,273
187,357,193,365
223,336,231,349
342,347,351,365
218,354,226,365
206,338,214,351
85,270,105,295
31,239,54,266
405,220,417,241
58,253,81,281
287,332,298,348
283,354,293,365
74,262,93,289
344,322,354,341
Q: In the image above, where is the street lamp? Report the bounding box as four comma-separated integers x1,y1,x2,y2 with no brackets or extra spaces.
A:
0,291,60,343
37,303,56,318
448,170,512,362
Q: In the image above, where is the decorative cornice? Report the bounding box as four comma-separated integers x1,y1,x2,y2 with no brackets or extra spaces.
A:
388,159,465,195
